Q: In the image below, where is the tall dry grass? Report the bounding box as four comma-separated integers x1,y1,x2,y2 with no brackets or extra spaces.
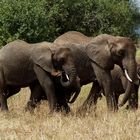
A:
0,84,140,140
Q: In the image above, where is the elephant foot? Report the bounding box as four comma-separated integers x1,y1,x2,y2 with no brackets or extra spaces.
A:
55,103,71,114
107,97,118,112
125,104,138,110
25,101,37,113
0,108,8,112
0,103,8,112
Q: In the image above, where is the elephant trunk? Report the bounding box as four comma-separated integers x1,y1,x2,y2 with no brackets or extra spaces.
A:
68,76,81,103
119,59,137,106
60,66,77,87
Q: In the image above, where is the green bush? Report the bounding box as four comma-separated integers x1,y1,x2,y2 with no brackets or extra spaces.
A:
0,0,139,46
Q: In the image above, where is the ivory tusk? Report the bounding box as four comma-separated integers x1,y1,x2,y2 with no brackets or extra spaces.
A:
124,69,132,82
65,74,70,81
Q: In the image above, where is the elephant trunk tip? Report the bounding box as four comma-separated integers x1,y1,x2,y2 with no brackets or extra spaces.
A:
119,102,125,107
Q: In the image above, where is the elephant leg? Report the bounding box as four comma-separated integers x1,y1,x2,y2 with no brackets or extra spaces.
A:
92,63,117,112
53,79,71,113
56,93,71,114
26,82,46,111
0,91,8,111
0,71,8,111
0,86,20,109
115,94,119,110
78,81,101,112
34,65,57,113
127,84,138,110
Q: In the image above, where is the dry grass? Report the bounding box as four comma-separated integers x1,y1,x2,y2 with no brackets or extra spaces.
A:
0,84,140,140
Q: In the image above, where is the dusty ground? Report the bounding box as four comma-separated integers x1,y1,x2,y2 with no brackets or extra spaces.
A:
0,84,139,140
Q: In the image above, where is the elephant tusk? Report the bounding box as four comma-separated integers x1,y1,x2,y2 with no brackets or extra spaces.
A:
65,74,70,81
68,92,80,103
124,69,132,83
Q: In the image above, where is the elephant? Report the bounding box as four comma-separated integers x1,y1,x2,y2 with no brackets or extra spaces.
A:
54,31,137,111
0,40,81,112
78,64,139,113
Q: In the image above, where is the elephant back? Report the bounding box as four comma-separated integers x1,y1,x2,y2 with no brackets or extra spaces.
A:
31,41,53,48
54,31,92,45
0,40,31,59
0,40,36,85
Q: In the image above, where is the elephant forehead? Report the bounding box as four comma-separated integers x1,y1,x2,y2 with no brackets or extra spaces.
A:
115,37,134,46
55,48,71,56
115,41,135,52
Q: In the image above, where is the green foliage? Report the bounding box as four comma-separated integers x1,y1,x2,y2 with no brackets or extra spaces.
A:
0,0,139,46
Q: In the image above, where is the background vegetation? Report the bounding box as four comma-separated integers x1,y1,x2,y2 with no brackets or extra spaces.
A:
0,0,140,46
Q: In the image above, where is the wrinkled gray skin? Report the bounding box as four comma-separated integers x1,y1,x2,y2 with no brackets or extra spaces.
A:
54,31,137,111
0,40,81,112
79,65,139,112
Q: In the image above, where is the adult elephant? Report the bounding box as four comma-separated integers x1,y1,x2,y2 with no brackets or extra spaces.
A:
54,31,137,111
79,64,139,112
0,40,81,112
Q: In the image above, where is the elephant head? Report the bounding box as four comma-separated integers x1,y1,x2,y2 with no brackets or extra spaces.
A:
51,47,79,88
86,34,137,106
31,45,80,89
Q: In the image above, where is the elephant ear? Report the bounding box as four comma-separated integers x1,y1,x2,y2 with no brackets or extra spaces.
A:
86,40,114,70
31,46,55,74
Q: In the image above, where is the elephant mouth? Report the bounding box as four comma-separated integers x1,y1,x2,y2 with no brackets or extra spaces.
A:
61,70,70,82
51,70,70,82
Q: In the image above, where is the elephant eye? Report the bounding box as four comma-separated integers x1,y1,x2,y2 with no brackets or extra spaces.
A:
59,57,65,64
53,61,60,69
118,49,125,57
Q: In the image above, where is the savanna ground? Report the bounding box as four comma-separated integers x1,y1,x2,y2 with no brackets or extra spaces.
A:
0,50,140,140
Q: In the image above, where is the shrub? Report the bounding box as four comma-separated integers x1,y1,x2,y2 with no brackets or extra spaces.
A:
0,0,139,47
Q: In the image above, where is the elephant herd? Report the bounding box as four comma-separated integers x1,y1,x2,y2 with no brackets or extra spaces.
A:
0,31,139,115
